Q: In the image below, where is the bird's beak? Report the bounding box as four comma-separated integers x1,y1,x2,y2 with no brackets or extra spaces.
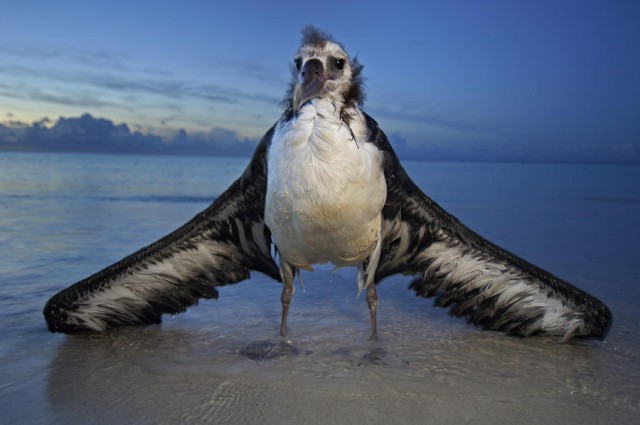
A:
293,58,327,112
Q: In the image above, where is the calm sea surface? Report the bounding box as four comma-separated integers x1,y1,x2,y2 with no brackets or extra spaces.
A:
1,152,639,424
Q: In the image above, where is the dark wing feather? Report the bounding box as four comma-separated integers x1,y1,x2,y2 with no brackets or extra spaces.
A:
44,127,280,333
364,114,612,340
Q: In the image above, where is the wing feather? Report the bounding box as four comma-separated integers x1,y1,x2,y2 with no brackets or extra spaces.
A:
44,127,280,333
364,114,612,340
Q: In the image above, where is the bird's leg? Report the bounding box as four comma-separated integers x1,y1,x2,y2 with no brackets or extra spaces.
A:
279,264,295,337
366,284,379,341
280,285,294,337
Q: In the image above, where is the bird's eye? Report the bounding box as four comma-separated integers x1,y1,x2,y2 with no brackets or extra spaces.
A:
335,58,345,70
294,57,302,71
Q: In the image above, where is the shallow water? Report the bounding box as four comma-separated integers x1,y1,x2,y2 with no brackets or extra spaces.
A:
0,152,638,424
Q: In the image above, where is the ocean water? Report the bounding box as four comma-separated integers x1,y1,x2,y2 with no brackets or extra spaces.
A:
0,151,638,424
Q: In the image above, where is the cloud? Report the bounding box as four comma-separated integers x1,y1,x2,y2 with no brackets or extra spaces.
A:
0,113,258,156
0,42,132,73
0,64,281,107
0,43,283,139
1,112,638,163
223,58,287,87
0,85,110,109
367,104,510,138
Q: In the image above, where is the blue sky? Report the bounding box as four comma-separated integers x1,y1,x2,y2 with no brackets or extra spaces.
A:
1,1,639,162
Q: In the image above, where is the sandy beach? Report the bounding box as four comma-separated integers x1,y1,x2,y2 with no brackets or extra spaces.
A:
2,272,634,425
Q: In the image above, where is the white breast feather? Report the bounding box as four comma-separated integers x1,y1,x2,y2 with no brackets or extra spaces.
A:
265,99,387,272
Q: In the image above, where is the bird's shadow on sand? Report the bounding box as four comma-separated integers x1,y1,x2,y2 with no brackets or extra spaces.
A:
44,326,417,422
45,323,607,405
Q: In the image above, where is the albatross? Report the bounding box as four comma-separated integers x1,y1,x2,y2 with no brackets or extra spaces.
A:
44,26,612,342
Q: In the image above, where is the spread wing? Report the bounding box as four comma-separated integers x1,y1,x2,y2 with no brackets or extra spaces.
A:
44,127,280,333
365,114,612,341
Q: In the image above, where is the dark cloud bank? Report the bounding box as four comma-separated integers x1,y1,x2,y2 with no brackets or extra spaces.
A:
0,114,258,157
0,113,637,163
0,113,429,160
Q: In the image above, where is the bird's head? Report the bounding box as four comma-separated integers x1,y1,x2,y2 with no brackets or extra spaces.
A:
284,26,365,117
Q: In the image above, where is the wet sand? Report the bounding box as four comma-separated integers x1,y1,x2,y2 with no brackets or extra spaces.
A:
36,272,639,425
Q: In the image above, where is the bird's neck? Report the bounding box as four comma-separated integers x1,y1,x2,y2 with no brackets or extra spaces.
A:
278,98,366,155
